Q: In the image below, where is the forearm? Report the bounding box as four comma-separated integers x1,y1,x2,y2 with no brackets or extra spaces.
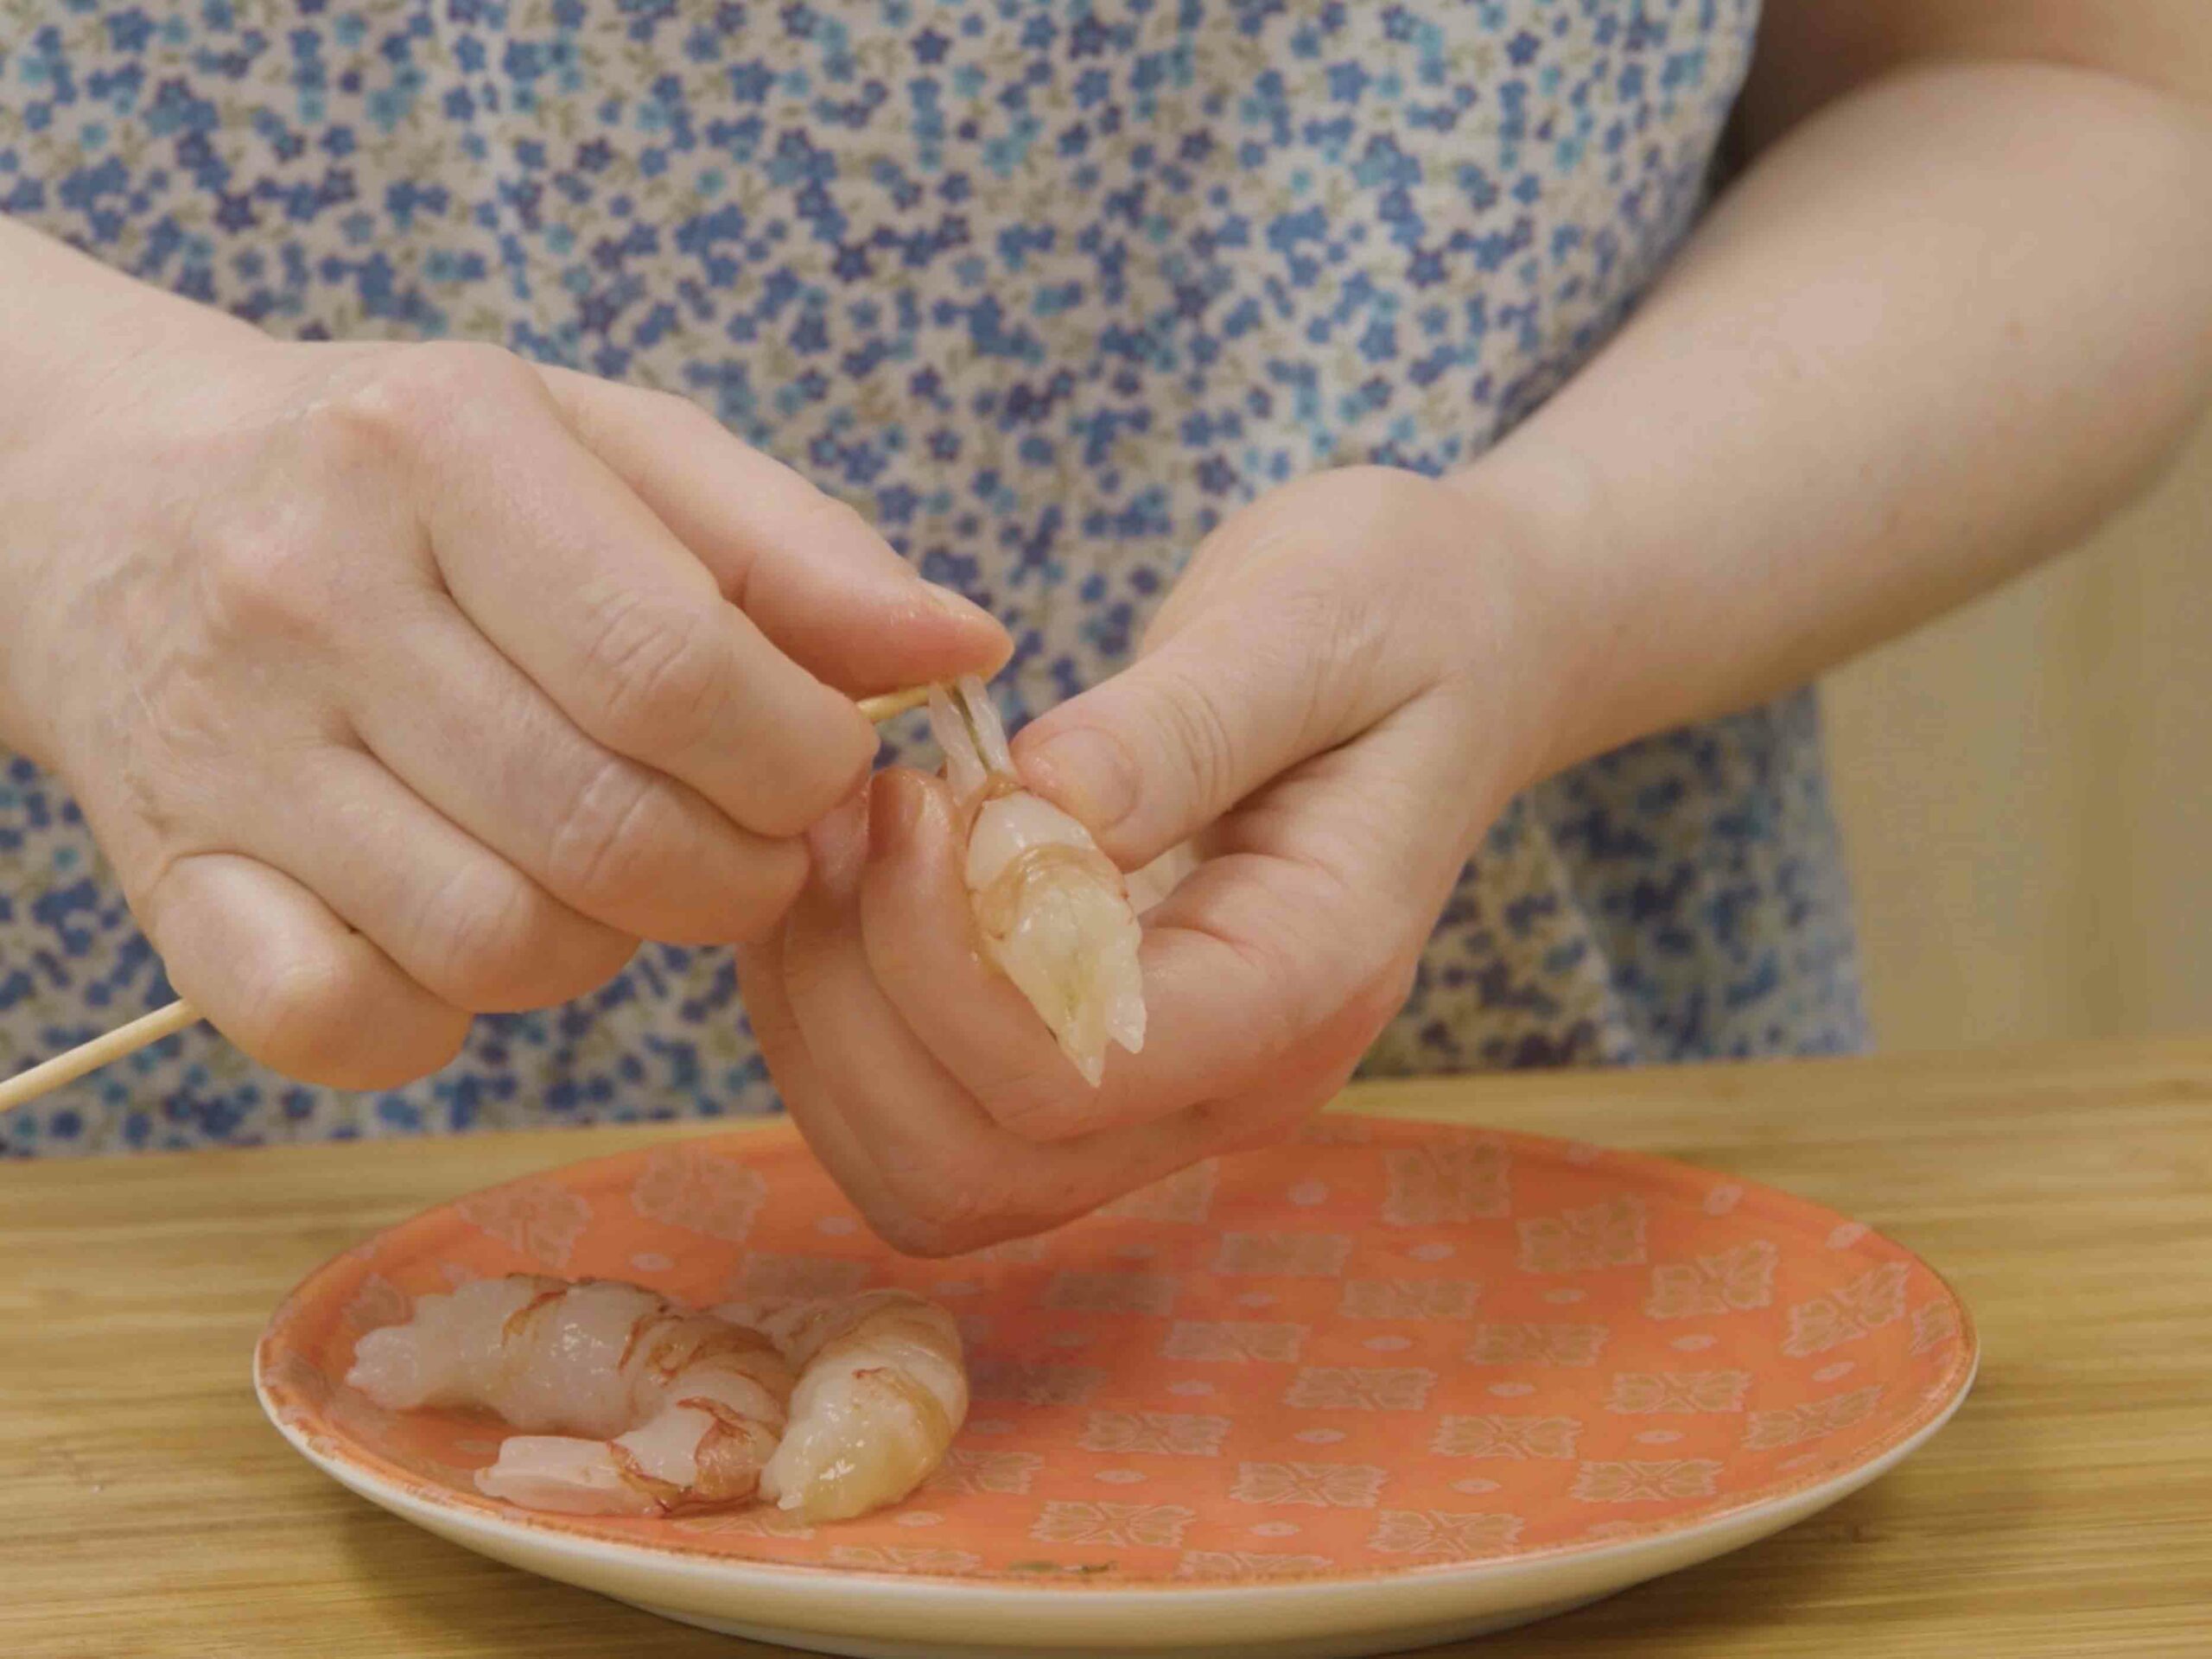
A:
1462,60,2212,782
0,216,251,459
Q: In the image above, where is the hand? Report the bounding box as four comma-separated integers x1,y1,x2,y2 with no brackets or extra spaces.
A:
0,327,1007,1089
741,465,1573,1252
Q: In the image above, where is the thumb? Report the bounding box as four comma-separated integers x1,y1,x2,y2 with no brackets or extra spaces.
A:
1012,582,1416,871
538,367,1010,696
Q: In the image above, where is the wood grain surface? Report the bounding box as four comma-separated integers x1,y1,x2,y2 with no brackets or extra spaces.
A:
3,1039,2208,1658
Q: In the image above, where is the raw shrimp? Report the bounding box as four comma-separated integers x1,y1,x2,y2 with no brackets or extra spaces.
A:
346,1274,791,1516
716,1288,969,1523
930,674,1147,1086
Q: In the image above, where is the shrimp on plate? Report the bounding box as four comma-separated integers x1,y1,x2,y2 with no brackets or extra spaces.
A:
348,1278,968,1523
346,1274,791,1516
717,1288,969,1523
930,674,1147,1086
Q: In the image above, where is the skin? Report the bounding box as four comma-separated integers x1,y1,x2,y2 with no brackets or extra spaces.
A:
741,1,2212,1252
0,227,1010,1088
3,3,2208,1247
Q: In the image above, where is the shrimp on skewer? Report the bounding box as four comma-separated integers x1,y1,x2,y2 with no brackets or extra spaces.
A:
716,1289,969,1523
346,1275,791,1516
930,674,1147,1086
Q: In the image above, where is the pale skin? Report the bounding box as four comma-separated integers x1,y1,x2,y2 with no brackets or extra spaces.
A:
3,3,2209,1248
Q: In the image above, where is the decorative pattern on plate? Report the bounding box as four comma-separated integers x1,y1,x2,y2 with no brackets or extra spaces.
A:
1431,1415,1582,1461
1282,1368,1438,1413
257,1120,1974,1586
1030,1501,1195,1550
728,1252,872,1302
1516,1195,1649,1274
455,1180,590,1269
1467,1324,1611,1367
1338,1279,1480,1320
1381,1142,1510,1226
1160,1321,1308,1364
1096,1164,1218,1226
1645,1239,1780,1319
1783,1263,1910,1357
921,1448,1045,1497
1606,1372,1753,1414
627,1145,766,1243
1368,1510,1524,1554
1079,1413,1233,1459
1742,1387,1886,1451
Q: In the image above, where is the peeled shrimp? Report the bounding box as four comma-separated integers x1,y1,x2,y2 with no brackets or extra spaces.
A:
716,1288,969,1523
930,675,1146,1085
346,1274,791,1516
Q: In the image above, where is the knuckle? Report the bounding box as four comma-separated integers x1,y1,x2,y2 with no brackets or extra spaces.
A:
414,866,556,1009
232,947,472,1089
651,387,731,441
311,340,531,460
237,950,359,1066
787,483,875,544
1148,664,1239,818
543,757,676,912
583,589,733,756
199,529,337,645
1283,578,1380,694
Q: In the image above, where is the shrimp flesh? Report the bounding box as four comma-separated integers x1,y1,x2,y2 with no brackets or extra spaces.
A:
930,675,1146,1086
715,1288,969,1522
346,1274,791,1516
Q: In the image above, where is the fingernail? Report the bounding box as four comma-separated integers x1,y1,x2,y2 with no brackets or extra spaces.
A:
1023,726,1139,833
922,582,997,627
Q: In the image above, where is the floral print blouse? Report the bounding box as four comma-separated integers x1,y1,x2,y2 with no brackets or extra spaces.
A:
0,0,1866,1155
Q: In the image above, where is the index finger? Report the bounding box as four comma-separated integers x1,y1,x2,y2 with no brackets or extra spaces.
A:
537,368,1012,696
386,346,878,838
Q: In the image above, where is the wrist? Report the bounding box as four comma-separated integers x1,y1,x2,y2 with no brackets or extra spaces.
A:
0,220,258,461
0,231,257,766
1440,428,1627,790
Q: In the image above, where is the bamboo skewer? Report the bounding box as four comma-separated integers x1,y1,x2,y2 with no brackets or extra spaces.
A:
0,1000,204,1114
854,685,932,723
0,687,940,1115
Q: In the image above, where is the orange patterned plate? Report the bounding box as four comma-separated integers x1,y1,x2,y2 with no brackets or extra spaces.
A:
257,1116,1975,1658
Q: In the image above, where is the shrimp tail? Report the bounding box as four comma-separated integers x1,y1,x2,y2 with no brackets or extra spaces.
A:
929,677,1147,1086
749,1290,969,1523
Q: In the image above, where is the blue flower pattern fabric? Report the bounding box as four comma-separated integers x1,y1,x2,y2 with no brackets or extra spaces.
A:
0,0,1866,1155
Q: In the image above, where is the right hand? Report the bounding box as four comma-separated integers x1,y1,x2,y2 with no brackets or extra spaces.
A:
0,328,1007,1088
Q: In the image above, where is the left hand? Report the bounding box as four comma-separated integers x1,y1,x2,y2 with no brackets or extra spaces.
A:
739,465,1573,1253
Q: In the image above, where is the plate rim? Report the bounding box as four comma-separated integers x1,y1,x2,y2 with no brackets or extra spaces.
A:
254,1114,1980,1601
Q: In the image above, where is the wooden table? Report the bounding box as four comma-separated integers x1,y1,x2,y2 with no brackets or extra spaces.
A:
4,1039,2208,1657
